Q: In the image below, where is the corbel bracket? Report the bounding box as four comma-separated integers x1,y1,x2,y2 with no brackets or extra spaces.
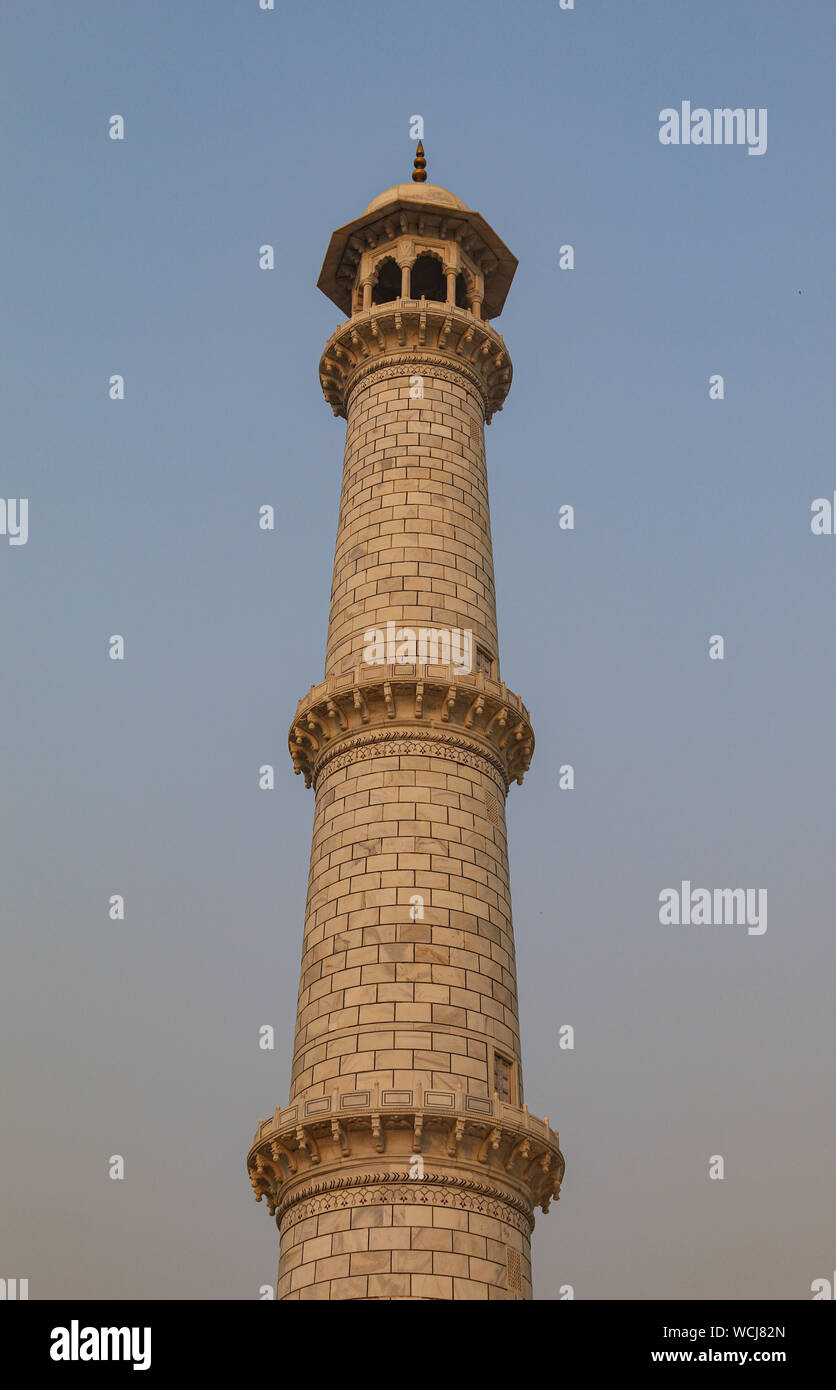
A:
476,1127,502,1164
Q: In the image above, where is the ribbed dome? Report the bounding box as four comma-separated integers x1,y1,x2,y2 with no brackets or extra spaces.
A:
363,182,469,214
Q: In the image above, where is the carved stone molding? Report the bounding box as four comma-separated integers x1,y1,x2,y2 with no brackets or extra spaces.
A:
315,733,509,797
246,1095,565,1226
289,667,534,791
277,1177,535,1239
319,302,513,422
341,354,487,414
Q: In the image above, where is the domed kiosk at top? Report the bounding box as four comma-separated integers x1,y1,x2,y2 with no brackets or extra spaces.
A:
317,143,518,321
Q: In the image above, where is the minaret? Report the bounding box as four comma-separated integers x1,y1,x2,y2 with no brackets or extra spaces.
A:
247,147,564,1301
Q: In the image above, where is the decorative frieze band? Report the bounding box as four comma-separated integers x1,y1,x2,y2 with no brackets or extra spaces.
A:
345,355,487,415
277,1175,535,1238
315,730,508,795
289,668,534,791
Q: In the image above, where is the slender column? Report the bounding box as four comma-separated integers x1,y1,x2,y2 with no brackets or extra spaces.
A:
247,166,564,1302
324,358,499,679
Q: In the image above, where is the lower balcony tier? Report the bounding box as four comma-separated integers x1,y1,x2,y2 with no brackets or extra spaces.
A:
247,1086,564,1228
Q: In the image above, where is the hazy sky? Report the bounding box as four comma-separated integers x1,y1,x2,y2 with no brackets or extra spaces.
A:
2,0,834,1300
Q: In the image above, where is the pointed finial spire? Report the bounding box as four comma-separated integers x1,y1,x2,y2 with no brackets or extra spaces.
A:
412,140,427,183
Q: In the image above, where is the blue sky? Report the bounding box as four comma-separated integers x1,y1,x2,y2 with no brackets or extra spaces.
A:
2,0,834,1299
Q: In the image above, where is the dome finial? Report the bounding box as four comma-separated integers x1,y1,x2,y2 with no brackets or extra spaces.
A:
412,140,427,183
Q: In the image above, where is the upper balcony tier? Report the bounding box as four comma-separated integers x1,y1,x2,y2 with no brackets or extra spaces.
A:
319,299,513,422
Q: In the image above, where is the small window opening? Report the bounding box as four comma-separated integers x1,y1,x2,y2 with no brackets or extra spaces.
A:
494,1053,513,1104
411,253,446,302
371,259,401,305
475,647,494,678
